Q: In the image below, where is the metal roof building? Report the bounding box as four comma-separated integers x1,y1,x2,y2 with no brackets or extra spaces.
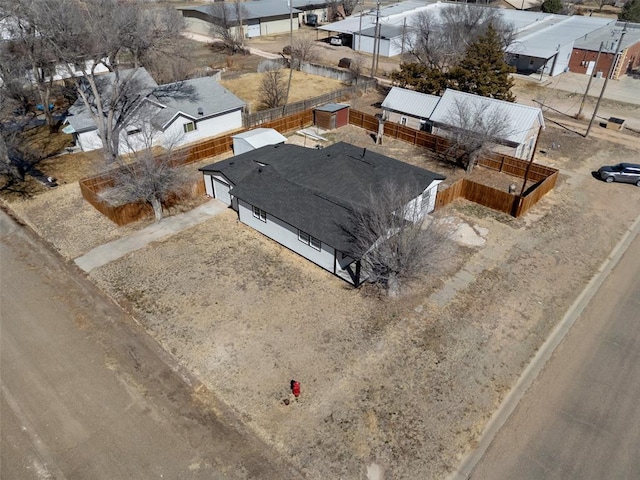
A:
381,87,440,119
430,89,545,147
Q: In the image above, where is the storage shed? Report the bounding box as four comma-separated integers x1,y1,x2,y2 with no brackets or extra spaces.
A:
313,104,350,130
232,128,286,154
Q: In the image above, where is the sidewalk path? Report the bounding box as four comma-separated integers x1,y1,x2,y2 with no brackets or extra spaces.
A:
74,200,227,272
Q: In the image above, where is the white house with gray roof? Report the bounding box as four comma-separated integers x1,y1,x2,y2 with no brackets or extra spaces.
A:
63,68,245,153
199,142,444,286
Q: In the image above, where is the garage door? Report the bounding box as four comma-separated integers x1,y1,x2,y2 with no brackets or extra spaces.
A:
213,178,231,205
247,23,260,38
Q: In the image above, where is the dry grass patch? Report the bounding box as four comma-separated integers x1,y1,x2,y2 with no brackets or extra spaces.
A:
220,70,346,112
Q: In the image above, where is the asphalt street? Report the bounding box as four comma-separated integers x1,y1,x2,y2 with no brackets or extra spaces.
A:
469,233,640,479
0,210,300,479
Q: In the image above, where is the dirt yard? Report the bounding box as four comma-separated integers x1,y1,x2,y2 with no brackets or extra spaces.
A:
93,123,638,478
220,70,348,112
5,111,638,479
4,18,639,477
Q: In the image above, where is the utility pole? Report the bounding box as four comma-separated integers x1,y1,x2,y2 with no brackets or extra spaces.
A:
586,24,627,137
283,0,294,115
577,41,604,119
370,0,380,76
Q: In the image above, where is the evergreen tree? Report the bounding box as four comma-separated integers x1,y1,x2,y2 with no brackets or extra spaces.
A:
541,0,563,13
390,63,449,96
620,0,640,22
449,25,515,102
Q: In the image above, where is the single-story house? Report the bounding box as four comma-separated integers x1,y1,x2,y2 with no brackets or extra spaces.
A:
232,128,286,154
199,142,445,286
380,87,545,161
381,87,440,131
63,68,246,153
429,89,545,161
179,1,302,39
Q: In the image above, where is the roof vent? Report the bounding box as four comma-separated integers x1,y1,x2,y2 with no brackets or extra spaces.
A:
198,107,204,115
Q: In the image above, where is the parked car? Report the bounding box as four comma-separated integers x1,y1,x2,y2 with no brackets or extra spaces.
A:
597,163,640,186
329,35,343,46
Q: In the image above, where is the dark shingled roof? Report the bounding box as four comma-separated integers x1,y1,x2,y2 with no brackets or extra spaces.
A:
200,142,445,251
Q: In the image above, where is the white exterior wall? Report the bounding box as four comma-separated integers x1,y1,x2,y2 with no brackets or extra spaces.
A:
233,138,254,155
550,43,573,76
237,199,336,273
163,110,243,148
260,16,299,36
402,181,442,220
203,174,214,197
354,34,375,54
383,110,428,131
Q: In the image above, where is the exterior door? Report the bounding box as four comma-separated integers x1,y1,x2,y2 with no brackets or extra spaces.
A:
586,61,595,75
247,23,260,38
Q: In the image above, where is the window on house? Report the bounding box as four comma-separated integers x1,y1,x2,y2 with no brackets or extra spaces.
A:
310,236,321,251
298,230,321,250
183,121,197,133
400,116,407,126
252,205,266,222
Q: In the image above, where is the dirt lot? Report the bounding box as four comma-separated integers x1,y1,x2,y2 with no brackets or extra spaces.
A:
5,108,639,479
220,70,348,112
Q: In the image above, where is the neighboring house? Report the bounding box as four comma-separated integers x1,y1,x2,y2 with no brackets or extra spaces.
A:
232,128,286,154
381,87,440,131
429,90,545,161
381,88,545,161
63,68,246,153
199,142,444,286
179,1,302,39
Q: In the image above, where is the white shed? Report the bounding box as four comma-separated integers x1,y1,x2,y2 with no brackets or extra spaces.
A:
232,128,286,155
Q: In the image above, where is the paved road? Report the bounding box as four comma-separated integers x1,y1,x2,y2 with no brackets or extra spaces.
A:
469,233,640,480
0,210,300,479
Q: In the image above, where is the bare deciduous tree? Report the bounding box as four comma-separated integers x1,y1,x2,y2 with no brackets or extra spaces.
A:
208,1,248,55
259,67,287,109
406,5,513,71
349,55,367,85
10,0,183,163
347,182,447,296
289,37,319,70
100,127,191,222
438,98,513,173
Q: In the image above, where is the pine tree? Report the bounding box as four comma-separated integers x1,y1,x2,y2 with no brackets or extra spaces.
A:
449,24,515,102
620,0,640,22
541,0,563,13
390,63,449,96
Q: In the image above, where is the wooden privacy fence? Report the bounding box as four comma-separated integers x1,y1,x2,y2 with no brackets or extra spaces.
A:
349,109,559,218
79,110,314,225
244,80,376,127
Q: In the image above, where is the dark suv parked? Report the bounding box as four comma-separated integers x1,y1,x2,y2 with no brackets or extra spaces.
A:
597,163,640,186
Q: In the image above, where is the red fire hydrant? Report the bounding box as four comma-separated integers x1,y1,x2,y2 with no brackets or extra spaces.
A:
291,380,301,398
